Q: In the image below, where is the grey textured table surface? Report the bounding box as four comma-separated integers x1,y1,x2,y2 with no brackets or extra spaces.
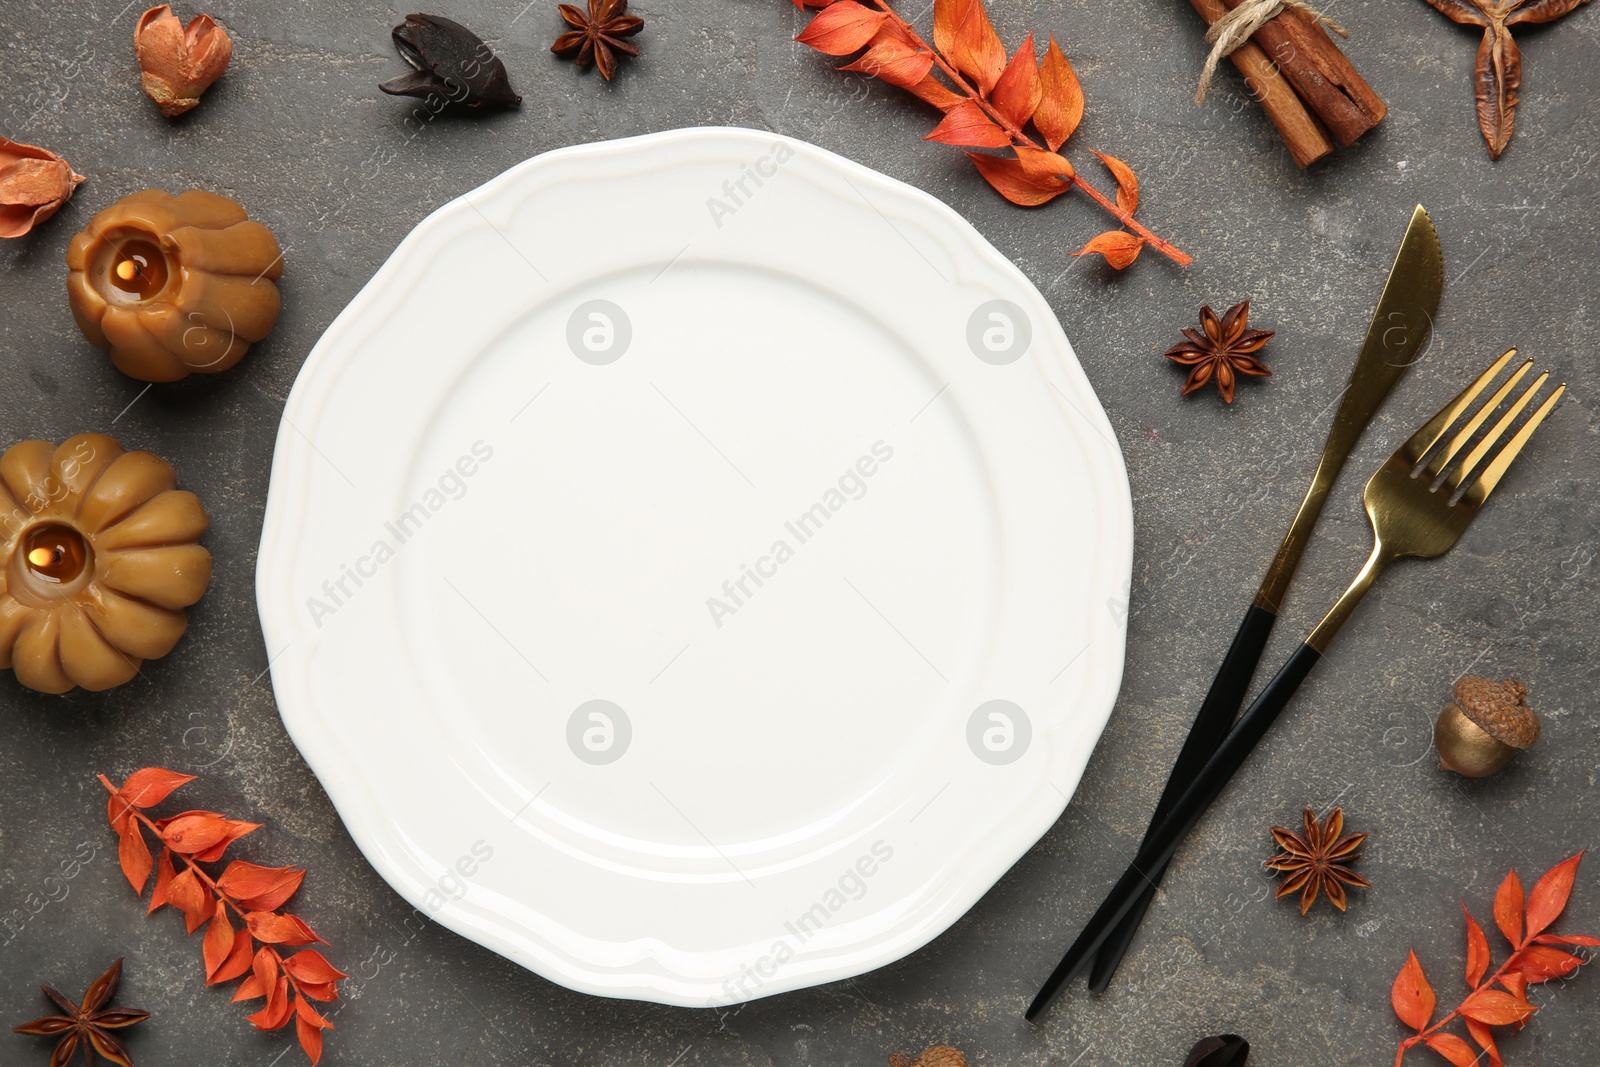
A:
3,1,1598,1065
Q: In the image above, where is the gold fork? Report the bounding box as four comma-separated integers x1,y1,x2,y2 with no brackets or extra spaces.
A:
1028,349,1566,1019
1305,347,1564,651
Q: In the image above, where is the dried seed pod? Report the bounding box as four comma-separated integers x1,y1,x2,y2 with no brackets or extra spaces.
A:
1434,676,1540,777
380,14,521,110
0,137,86,238
134,5,234,117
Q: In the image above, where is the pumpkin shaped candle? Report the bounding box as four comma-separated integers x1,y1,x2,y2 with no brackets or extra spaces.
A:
0,433,211,693
67,189,282,382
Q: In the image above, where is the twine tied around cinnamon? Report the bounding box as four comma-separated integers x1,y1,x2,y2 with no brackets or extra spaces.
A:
1195,0,1349,105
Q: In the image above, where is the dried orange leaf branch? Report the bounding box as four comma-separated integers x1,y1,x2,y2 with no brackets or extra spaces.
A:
1391,851,1597,1067
793,0,1191,268
100,768,348,1065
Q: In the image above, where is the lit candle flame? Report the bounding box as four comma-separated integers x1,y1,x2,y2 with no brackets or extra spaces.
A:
116,259,139,281
28,547,59,568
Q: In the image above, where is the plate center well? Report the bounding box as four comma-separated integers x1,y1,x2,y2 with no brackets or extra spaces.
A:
395,260,1001,858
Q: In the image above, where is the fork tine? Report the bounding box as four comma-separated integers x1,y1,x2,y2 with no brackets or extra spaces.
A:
1448,371,1549,490
1402,348,1517,463
1424,359,1534,478
1459,381,1566,503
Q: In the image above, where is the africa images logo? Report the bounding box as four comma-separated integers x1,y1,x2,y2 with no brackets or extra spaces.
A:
704,441,894,629
304,441,495,627
716,839,894,1004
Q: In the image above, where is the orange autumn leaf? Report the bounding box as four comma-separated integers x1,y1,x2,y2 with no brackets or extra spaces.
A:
839,35,934,89
232,972,267,1003
118,820,154,894
905,73,964,109
924,99,1010,147
990,33,1041,128
1073,230,1144,269
203,901,236,980
119,767,197,807
109,767,196,830
1525,850,1584,938
160,812,232,855
246,911,324,947
1032,35,1083,151
1013,144,1074,181
212,928,257,985
965,152,1067,206
194,819,264,864
934,0,1006,94
296,981,341,1003
794,0,886,55
295,996,334,1065
1464,1018,1502,1067
1511,944,1582,981
1494,868,1524,945
218,861,306,912
168,867,211,933
148,849,177,914
1391,949,1436,1031
1464,904,1491,986
247,974,294,1031
1534,932,1600,946
1459,988,1537,1026
1090,149,1138,214
281,950,350,985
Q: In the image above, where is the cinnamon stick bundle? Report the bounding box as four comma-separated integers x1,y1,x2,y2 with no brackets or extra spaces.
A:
1187,0,1334,167
1224,0,1386,145
1189,0,1385,167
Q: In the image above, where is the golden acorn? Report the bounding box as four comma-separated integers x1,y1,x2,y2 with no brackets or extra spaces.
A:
1434,676,1540,777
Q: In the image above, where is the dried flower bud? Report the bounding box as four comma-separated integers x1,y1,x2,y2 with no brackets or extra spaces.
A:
134,5,233,117
0,137,86,238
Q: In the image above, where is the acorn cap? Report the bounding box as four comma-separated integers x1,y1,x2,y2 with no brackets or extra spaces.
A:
1451,676,1540,749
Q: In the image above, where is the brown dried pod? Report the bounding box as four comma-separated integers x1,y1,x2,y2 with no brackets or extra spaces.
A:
0,433,211,694
381,13,521,110
1434,675,1540,777
0,137,86,238
135,5,234,117
66,189,283,382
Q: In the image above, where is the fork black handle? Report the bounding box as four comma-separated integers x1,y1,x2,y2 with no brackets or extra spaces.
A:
1026,640,1323,1023
1086,604,1278,992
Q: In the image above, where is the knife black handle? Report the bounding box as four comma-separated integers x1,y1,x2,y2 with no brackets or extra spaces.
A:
1086,604,1277,992
1026,641,1322,1023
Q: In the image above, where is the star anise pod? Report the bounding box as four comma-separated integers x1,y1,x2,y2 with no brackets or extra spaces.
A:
1164,299,1273,403
1421,0,1592,159
12,958,150,1067
551,0,644,81
1265,807,1370,915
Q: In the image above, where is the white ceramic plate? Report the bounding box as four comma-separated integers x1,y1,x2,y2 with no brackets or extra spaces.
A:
258,127,1131,1006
